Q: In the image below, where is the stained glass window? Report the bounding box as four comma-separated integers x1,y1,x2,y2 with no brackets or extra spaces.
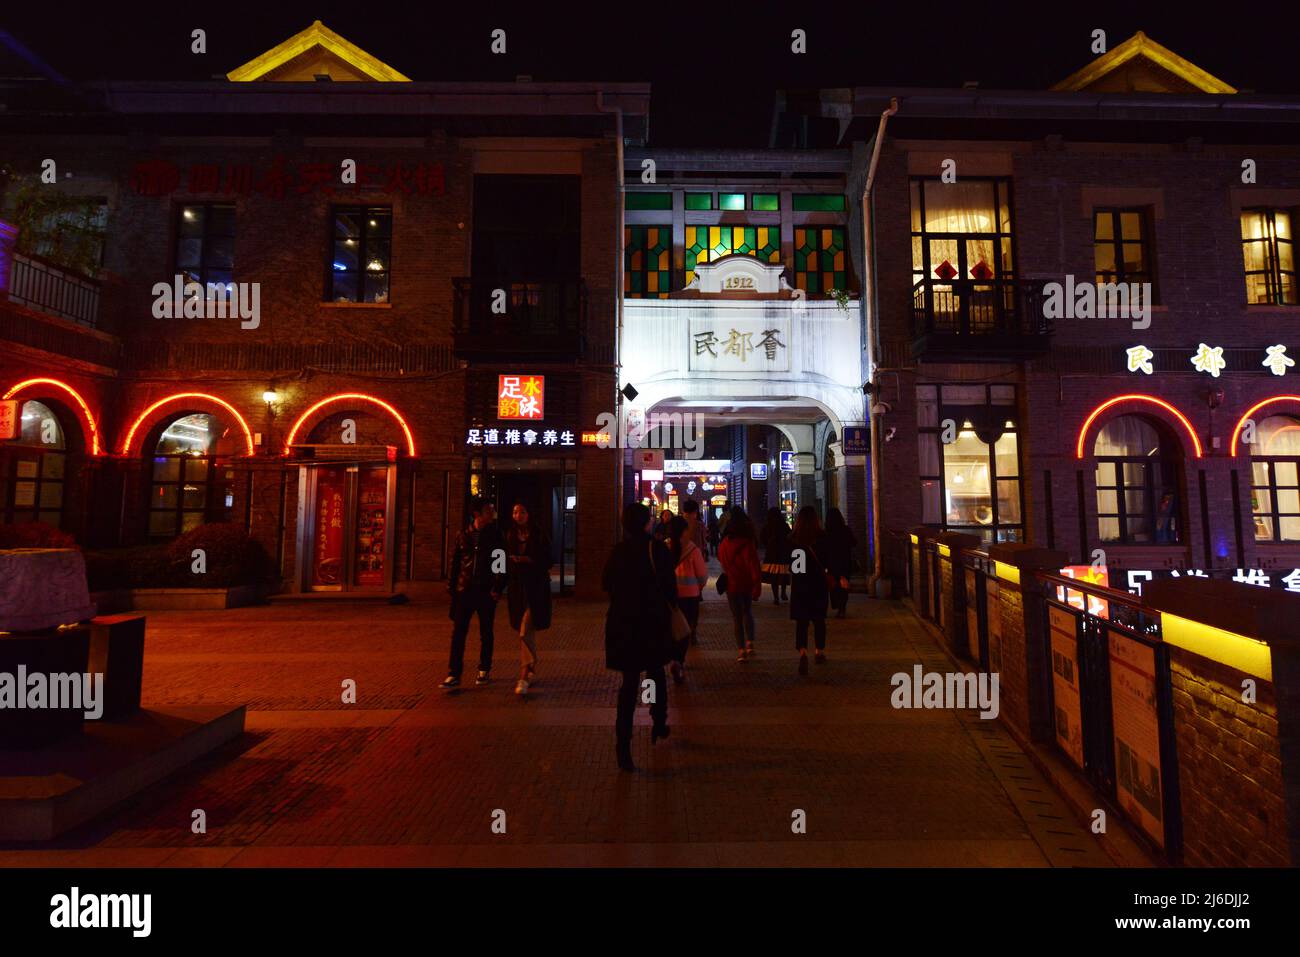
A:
794,226,847,294
684,225,781,286
719,193,745,211
625,225,673,298
752,193,779,211
625,192,673,211
685,193,713,211
792,194,846,212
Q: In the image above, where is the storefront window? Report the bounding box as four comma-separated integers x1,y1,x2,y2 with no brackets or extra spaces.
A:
1094,415,1181,544
5,400,67,526
149,413,232,539
1250,414,1300,542
917,383,1022,542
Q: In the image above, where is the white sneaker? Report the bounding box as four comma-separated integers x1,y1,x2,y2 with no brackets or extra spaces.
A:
515,678,530,695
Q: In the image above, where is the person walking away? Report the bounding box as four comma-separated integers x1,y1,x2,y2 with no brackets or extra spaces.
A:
760,506,792,605
824,507,857,619
717,506,762,661
789,505,830,675
603,502,678,772
442,497,508,688
718,502,732,539
669,514,707,682
707,511,720,558
654,508,674,543
506,501,553,695
682,498,708,560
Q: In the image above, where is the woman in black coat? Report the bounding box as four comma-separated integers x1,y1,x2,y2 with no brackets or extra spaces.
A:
788,506,830,675
603,502,678,772
506,502,553,696
824,507,857,618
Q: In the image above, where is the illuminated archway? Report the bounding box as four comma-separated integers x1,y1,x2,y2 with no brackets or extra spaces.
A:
1075,394,1202,459
122,393,255,456
3,378,102,455
283,393,416,456
1229,396,1300,457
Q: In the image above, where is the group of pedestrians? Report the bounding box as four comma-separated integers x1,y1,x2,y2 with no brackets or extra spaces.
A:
438,494,859,773
441,497,553,696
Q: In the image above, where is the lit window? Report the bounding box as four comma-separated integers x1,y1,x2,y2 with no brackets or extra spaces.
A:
148,413,233,539
176,204,235,300
1094,207,1157,302
329,207,391,303
1250,414,1300,542
624,224,672,298
1241,208,1296,305
683,225,780,287
4,400,67,528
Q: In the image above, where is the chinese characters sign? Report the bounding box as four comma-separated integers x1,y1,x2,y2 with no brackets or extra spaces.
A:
466,427,575,448
312,469,347,588
0,400,19,440
689,319,790,372
497,375,544,420
128,157,446,198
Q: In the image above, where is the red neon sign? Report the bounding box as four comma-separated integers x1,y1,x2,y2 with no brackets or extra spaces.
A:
1229,395,1300,456
3,378,102,455
122,393,255,456
283,393,416,456
1075,394,1203,459
497,375,544,420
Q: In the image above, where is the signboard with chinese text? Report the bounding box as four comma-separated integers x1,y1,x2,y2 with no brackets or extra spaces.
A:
689,317,790,373
1049,606,1085,770
129,157,446,198
750,463,768,480
1109,633,1166,848
354,468,388,588
497,375,545,420
779,450,797,473
842,426,868,456
466,426,575,448
311,468,347,588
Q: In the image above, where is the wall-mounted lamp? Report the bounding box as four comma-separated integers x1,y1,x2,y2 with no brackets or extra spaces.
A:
263,389,279,406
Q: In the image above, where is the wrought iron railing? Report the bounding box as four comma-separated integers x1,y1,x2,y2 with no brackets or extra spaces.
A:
3,251,101,328
911,277,1051,341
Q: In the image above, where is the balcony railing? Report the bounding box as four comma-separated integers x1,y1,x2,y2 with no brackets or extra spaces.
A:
452,279,586,359
911,277,1051,360
3,250,101,328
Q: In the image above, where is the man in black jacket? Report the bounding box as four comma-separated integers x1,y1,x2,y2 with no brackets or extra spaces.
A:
442,497,508,688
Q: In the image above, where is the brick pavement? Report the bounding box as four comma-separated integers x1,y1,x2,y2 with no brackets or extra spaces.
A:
0,567,1117,867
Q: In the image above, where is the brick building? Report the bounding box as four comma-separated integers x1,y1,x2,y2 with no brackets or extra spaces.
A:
0,22,648,597
785,32,1300,595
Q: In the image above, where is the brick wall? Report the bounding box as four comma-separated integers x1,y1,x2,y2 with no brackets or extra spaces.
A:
1169,647,1291,866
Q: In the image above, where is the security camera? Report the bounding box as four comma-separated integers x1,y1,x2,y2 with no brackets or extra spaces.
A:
871,400,892,415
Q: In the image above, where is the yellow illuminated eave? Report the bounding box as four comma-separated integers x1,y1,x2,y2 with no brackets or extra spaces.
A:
1161,613,1272,681
994,561,1021,585
1051,31,1236,95
227,20,411,82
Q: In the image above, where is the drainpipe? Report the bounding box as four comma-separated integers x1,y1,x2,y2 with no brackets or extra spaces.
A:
597,92,626,540
863,98,898,597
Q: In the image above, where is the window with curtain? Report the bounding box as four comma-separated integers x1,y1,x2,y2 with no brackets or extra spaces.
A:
1094,415,1181,544
917,383,1021,542
1241,208,1296,305
1250,414,1300,542
911,179,1013,286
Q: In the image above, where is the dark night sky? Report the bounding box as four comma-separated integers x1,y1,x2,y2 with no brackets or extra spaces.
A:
4,1,1300,146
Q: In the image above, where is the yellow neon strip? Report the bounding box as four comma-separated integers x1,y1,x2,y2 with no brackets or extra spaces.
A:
995,561,1021,585
909,534,919,544
1160,613,1272,681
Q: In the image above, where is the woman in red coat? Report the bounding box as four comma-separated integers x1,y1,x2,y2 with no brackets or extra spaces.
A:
717,506,763,661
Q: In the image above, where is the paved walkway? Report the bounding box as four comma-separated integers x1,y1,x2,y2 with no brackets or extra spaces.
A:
0,570,1115,867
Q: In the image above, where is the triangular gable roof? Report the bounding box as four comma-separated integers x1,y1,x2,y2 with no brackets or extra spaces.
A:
227,20,410,82
1051,31,1236,94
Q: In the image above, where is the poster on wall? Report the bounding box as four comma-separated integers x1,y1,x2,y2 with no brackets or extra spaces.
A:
985,577,1002,673
354,468,388,588
1049,606,1085,770
1108,632,1165,848
312,469,347,587
0,400,19,440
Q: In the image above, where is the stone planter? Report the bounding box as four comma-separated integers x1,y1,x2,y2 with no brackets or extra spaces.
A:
123,585,266,611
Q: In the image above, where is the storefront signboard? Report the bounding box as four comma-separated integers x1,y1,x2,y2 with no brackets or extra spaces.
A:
1108,632,1166,848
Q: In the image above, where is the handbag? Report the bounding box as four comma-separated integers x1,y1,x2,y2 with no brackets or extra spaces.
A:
649,541,693,643
715,572,728,595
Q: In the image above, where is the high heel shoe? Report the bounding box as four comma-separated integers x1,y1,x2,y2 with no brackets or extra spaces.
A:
617,741,635,771
651,723,671,744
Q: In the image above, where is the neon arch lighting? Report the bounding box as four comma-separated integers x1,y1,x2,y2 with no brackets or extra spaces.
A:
1075,394,1203,459
3,378,102,455
283,393,416,456
1229,395,1300,457
122,393,255,456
